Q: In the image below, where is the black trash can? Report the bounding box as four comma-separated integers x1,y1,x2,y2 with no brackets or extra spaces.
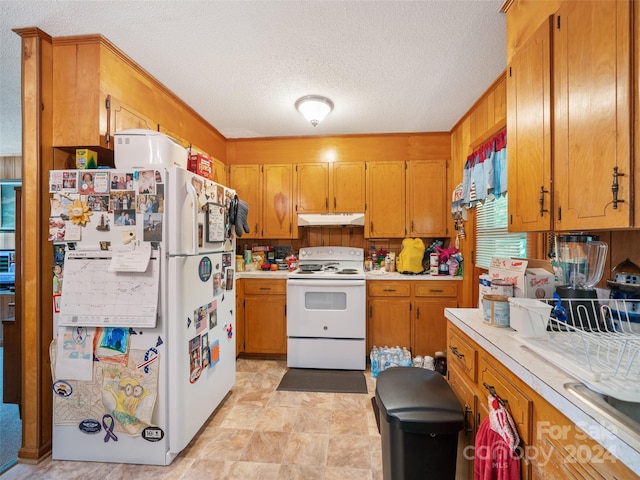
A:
375,367,464,480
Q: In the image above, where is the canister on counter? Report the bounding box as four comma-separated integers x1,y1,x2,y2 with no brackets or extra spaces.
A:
482,294,510,327
429,253,439,275
244,250,252,265
236,255,245,272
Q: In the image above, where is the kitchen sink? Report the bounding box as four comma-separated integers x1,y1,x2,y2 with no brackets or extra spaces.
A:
564,382,640,444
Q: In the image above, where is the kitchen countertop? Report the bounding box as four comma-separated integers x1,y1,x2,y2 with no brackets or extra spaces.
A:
236,270,462,281
445,308,640,476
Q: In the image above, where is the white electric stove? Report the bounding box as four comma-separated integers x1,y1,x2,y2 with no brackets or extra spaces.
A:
286,247,366,370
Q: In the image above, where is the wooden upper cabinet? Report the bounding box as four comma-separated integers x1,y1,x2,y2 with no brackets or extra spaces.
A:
297,163,330,213
333,162,365,213
51,35,226,159
366,161,406,238
229,164,262,239
262,164,296,239
470,77,507,146
507,17,553,232
406,159,448,237
553,0,631,230
297,162,365,214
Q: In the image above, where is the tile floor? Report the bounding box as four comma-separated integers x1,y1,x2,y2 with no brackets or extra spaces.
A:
1,358,383,480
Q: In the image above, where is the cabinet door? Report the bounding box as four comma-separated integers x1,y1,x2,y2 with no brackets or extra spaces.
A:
448,368,477,480
366,162,406,238
244,295,287,354
406,160,448,237
333,162,365,213
229,165,262,239
507,17,553,232
413,298,457,358
367,297,411,352
212,158,226,185
553,0,631,230
297,163,329,213
235,280,244,357
108,95,157,146
262,164,295,238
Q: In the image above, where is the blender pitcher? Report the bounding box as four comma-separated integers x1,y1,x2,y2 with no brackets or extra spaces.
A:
557,235,607,290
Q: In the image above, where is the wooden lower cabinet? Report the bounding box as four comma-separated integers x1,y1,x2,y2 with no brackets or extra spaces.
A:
367,281,412,350
241,279,287,355
367,280,459,357
447,321,638,480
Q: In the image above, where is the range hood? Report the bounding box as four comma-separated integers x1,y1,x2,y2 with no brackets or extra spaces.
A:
297,213,365,227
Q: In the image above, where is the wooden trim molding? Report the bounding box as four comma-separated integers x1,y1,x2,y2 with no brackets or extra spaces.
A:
14,26,54,462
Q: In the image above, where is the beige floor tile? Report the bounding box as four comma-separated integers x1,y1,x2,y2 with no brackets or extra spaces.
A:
277,464,325,480
330,409,369,435
220,403,263,429
325,466,373,480
282,432,329,466
292,407,332,434
255,405,298,432
239,431,289,464
326,434,372,470
219,461,281,480
184,427,252,461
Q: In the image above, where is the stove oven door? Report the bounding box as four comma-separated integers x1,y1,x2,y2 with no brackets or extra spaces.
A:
286,278,366,338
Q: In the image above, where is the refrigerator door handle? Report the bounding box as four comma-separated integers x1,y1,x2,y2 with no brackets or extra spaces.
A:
185,180,199,255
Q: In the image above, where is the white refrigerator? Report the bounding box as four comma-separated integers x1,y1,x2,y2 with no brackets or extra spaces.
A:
48,133,235,465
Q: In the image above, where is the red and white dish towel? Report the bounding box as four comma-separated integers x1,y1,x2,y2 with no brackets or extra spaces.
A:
474,394,521,480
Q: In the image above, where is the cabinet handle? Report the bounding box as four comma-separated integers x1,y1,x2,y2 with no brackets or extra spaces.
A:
259,287,271,291
325,198,328,209
416,307,420,319
334,197,336,209
430,289,444,293
539,186,549,216
105,94,111,146
612,166,625,209
464,405,474,433
383,289,397,292
370,221,374,232
449,345,464,359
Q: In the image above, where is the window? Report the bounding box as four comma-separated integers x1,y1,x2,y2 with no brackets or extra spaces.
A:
475,194,527,268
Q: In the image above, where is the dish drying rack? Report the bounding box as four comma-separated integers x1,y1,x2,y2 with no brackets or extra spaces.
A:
515,298,640,402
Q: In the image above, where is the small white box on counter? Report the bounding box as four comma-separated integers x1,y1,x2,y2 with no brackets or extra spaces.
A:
488,257,555,299
478,274,492,311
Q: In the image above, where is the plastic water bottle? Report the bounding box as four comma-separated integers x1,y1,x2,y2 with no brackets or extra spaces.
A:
370,346,379,378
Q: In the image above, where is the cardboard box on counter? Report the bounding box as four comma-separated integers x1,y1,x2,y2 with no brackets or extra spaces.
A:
488,257,555,299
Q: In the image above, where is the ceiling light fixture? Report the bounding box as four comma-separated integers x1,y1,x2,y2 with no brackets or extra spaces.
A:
295,95,334,127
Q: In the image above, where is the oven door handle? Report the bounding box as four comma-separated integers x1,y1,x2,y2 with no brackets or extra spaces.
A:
287,279,366,287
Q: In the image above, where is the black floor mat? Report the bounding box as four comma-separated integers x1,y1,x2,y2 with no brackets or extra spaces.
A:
276,368,368,394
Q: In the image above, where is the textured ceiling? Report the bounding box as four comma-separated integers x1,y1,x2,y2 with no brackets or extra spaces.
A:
0,0,506,156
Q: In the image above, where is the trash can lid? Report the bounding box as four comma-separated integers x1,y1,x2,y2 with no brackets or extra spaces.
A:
375,367,464,434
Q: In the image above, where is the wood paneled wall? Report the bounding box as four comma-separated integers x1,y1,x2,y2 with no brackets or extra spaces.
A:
226,132,451,165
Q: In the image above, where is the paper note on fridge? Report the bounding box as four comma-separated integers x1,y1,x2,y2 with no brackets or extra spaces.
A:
58,250,160,328
109,243,152,272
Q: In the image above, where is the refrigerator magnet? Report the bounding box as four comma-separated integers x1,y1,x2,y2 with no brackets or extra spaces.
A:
78,419,102,435
198,257,212,282
142,426,164,442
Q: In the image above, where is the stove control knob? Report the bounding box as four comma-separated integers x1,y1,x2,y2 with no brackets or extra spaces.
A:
328,249,334,255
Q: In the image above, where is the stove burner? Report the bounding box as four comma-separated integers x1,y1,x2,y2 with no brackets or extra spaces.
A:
337,269,359,275
296,270,315,274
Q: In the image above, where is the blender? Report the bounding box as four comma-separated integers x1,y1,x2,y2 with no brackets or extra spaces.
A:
555,234,607,329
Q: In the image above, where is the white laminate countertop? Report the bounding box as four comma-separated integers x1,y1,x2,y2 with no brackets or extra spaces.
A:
236,271,463,281
445,308,640,476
